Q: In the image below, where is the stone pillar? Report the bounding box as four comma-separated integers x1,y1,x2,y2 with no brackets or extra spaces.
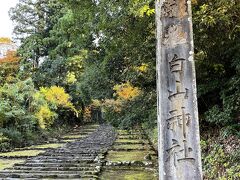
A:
155,0,202,179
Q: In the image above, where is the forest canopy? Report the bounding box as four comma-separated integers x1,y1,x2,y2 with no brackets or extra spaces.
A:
0,0,239,179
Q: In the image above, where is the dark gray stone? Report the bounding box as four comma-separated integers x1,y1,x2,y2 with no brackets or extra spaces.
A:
0,125,116,179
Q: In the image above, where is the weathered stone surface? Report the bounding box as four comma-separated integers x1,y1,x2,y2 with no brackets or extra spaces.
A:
0,125,158,179
0,125,116,179
156,0,202,179
101,129,158,179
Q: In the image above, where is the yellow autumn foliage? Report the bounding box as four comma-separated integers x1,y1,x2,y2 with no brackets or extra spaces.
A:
39,86,79,117
0,37,11,44
34,86,80,129
83,106,92,121
113,82,141,100
134,63,149,73
130,1,155,17
91,99,102,107
66,71,77,84
138,5,155,17
89,83,141,115
103,99,123,112
35,104,57,129
40,86,72,107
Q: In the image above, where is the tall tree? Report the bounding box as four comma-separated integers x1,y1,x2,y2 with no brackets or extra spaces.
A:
9,0,64,68
57,0,157,128
193,0,240,134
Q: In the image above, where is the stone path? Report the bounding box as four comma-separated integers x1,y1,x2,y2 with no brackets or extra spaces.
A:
100,129,158,179
0,125,158,179
0,124,116,179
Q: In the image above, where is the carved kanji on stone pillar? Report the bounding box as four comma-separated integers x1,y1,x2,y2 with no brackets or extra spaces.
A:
155,0,202,179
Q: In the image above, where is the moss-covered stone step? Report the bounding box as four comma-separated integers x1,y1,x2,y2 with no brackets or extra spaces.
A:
0,125,116,179
40,179,80,180
111,144,149,151
27,158,96,163
61,134,87,139
57,149,107,154
0,150,45,159
60,126,99,139
117,137,144,140
105,160,154,167
0,159,26,170
117,137,143,140
33,155,96,160
71,128,98,133
113,142,146,146
71,129,97,133
79,124,99,128
117,131,142,134
42,149,98,153
36,154,97,158
42,178,97,180
25,159,95,164
40,151,97,156
100,168,157,180
34,156,96,161
115,139,146,144
106,150,156,162
0,170,99,175
61,139,76,143
0,172,98,179
73,127,98,130
7,166,98,171
117,133,143,137
26,158,96,163
43,151,99,155
14,162,101,167
15,143,64,151
42,150,97,155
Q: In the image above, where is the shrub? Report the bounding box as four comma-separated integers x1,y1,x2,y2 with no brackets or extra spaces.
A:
202,139,240,179
35,105,57,129
0,128,24,148
0,133,10,152
0,79,37,128
39,86,78,115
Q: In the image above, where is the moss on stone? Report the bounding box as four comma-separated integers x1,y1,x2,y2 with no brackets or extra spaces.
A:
117,130,128,134
29,143,63,149
100,169,157,180
113,144,146,150
85,125,99,128
0,150,45,157
62,134,86,139
62,139,75,142
117,130,141,135
118,135,142,139
0,159,25,170
115,139,144,144
80,129,97,132
124,171,157,180
107,150,151,162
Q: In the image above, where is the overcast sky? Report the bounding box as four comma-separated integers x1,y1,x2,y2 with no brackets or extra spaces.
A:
0,0,19,38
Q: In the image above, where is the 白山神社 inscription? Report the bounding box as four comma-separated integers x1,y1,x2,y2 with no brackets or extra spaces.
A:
156,0,202,179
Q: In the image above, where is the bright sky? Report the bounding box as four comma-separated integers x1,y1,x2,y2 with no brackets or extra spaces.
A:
0,0,19,38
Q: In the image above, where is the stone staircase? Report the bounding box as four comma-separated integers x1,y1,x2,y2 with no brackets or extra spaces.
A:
100,129,158,179
0,125,116,179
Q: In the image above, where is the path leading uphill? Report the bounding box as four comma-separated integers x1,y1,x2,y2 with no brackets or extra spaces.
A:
0,125,116,179
0,124,158,179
